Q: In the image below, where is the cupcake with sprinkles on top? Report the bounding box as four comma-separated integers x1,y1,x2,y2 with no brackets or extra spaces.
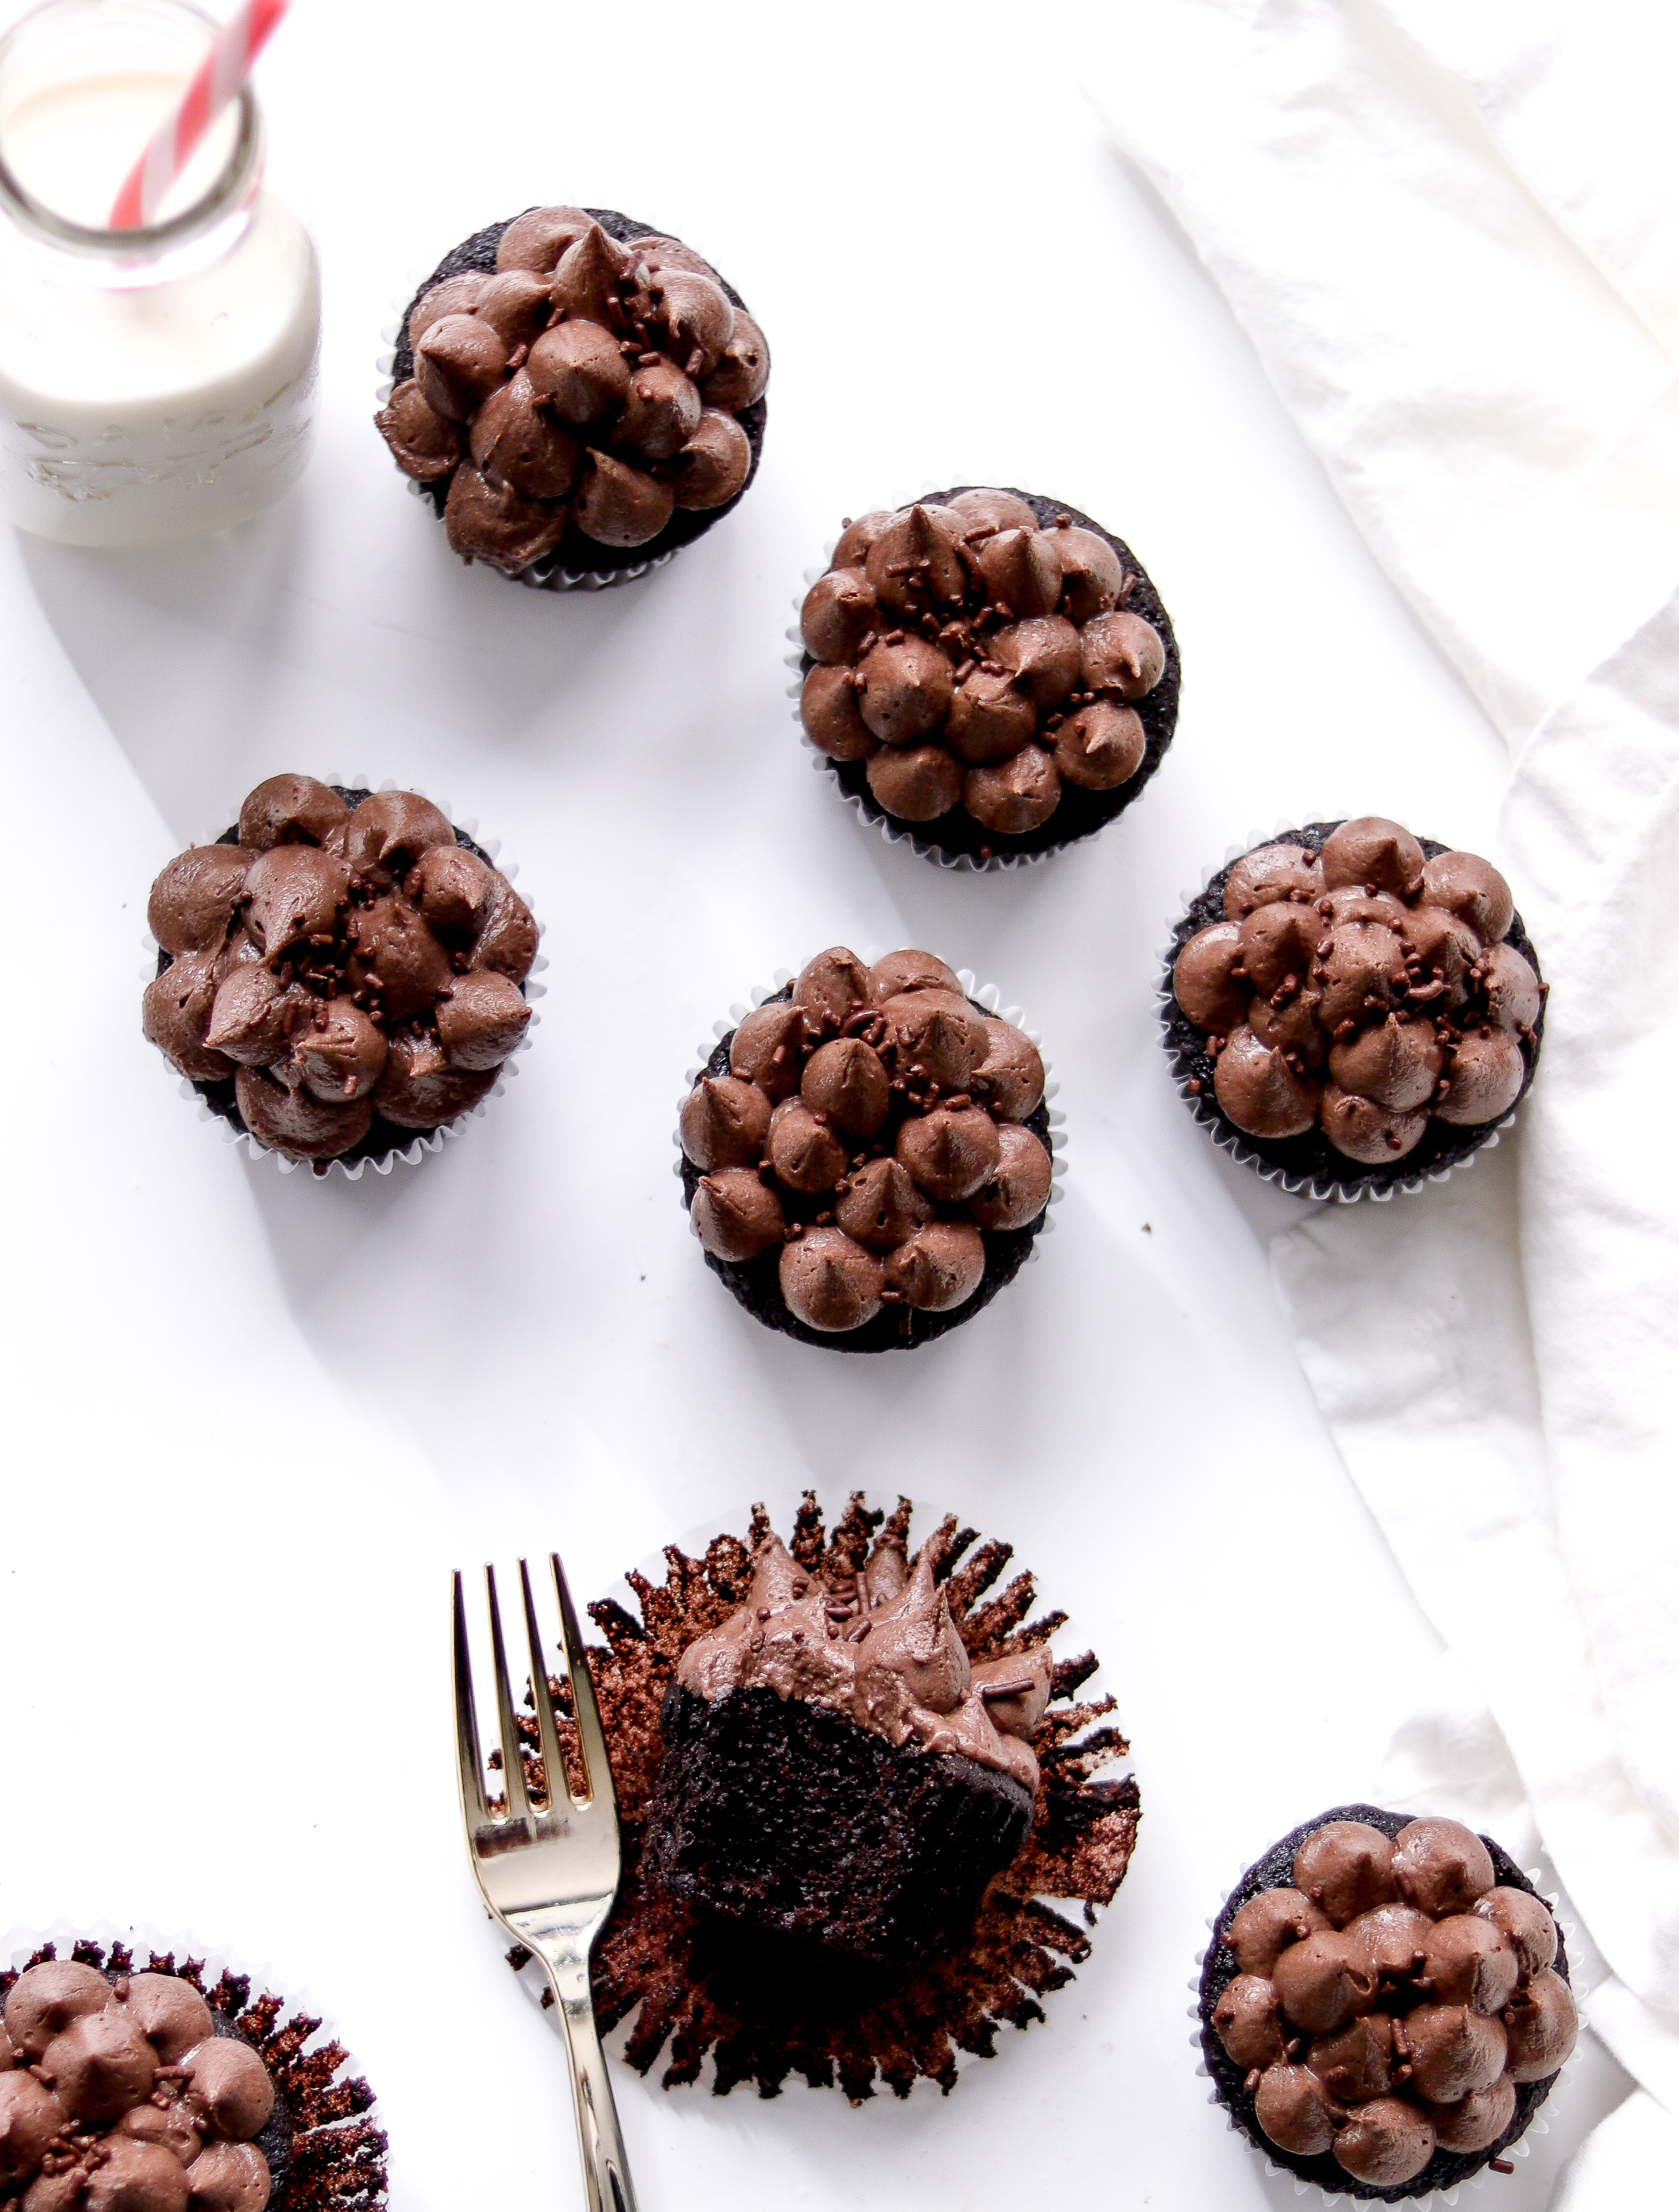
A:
377,206,768,588
143,774,538,1175
1199,1806,1576,2198
796,486,1179,866
1163,817,1545,1199
678,946,1056,1350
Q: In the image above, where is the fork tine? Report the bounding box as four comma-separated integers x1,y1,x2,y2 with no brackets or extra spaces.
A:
550,1550,613,1812
519,1557,570,1810
451,1571,490,1830
485,1563,531,1824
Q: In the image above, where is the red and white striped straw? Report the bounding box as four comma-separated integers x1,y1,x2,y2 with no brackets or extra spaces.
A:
108,0,289,232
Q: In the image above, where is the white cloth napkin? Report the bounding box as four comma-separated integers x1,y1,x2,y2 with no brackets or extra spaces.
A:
1090,0,1679,2187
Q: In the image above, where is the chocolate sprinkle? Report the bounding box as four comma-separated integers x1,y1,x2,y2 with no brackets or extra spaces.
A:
503,1494,1139,2099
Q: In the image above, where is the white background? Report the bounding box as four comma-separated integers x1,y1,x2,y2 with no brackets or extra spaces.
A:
0,3,1634,2207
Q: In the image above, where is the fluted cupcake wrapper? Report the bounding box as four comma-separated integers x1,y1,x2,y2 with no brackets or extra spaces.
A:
1159,819,1542,1204
497,1486,1136,2098
0,1916,387,2209
143,775,546,1183
1190,1809,1580,2206
673,954,1066,1351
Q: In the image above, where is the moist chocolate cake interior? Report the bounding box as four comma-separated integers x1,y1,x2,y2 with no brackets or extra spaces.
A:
499,1494,1140,2099
0,1941,386,2211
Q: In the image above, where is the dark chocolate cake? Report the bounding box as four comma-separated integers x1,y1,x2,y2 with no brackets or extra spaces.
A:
644,1521,1042,1963
379,207,767,586
0,1940,385,2211
797,486,1179,865
1199,1805,1576,2200
501,1495,1139,2099
1162,818,1546,1199
144,775,538,1175
677,947,1056,1352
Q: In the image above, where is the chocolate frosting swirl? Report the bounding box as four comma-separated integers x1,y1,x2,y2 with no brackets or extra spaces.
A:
675,1529,1050,1792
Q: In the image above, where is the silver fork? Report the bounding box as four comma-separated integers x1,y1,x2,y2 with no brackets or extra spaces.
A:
453,1554,638,2212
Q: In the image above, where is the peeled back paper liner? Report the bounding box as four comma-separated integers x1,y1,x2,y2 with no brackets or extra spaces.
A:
1157,820,1545,1204
143,776,546,1185
486,1485,1139,2101
671,952,1066,1351
1189,1806,1580,2206
374,207,767,595
0,1916,388,2210
786,484,1180,875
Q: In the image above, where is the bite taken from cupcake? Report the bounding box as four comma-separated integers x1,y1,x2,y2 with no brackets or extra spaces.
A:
1163,817,1545,1198
797,488,1178,865
677,947,1055,1350
1200,1806,1576,2198
144,775,537,1172
377,207,768,584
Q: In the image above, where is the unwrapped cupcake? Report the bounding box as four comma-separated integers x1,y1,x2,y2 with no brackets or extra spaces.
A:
143,775,537,1173
377,206,768,586
677,948,1055,1349
507,1493,1140,2099
1163,817,1545,1198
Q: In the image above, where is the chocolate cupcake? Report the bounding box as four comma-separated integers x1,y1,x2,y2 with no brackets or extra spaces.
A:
1162,819,1546,1199
677,947,1057,1350
647,1521,1044,1963
1199,1806,1577,2199
143,775,539,1176
793,488,1178,867
503,1493,1140,2097
376,207,768,588
0,1935,385,2211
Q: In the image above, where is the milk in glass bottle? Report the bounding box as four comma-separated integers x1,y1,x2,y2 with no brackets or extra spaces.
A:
0,0,319,545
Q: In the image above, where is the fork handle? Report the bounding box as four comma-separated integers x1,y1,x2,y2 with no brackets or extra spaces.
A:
542,1954,638,2212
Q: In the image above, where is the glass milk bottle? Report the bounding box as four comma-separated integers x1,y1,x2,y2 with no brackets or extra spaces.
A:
0,0,319,545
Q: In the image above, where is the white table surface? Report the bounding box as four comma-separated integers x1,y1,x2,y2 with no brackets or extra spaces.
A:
0,3,1634,2206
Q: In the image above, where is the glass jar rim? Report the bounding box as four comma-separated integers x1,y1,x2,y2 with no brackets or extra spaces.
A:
0,0,263,259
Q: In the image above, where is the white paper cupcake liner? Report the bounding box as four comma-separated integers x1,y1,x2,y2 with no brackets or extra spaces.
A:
0,1916,387,2205
496,1485,1133,2095
1189,1841,1579,2206
1159,819,1528,1205
671,954,1066,1344
376,308,679,595
143,773,547,1184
